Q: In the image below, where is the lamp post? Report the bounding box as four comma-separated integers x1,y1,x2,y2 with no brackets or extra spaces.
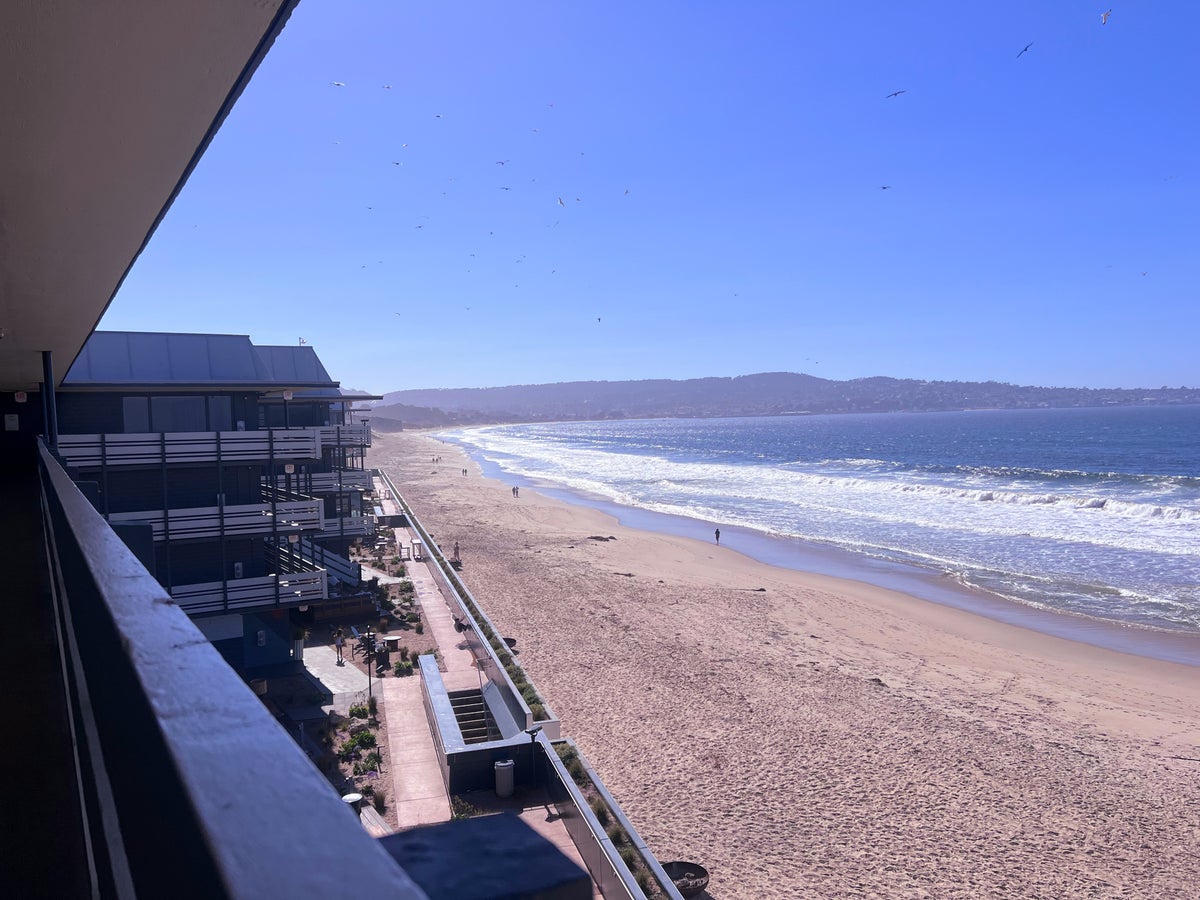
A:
525,725,543,789
364,625,374,704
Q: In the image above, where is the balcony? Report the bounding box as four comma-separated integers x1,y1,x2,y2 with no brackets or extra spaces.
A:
58,427,323,468
316,422,371,447
273,468,372,493
171,567,327,616
108,496,323,542
322,514,373,537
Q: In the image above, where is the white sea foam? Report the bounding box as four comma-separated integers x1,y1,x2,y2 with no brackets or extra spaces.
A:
448,418,1200,630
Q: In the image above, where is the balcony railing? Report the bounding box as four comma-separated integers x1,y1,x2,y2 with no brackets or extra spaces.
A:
58,428,322,468
300,536,362,587
108,497,323,542
272,468,372,492
171,568,327,616
316,423,371,447
322,514,373,537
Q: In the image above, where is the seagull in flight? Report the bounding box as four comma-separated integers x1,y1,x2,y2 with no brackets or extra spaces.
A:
557,197,565,207
885,90,906,98
1016,42,1033,59
1101,9,1112,25
881,185,892,190
331,81,346,87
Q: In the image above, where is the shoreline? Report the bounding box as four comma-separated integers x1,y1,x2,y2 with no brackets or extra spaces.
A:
369,428,1200,899
446,430,1200,668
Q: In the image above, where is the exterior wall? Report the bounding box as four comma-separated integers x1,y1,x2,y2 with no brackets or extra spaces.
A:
241,609,295,668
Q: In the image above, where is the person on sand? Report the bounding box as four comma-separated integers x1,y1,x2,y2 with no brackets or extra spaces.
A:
715,528,720,545
334,628,345,664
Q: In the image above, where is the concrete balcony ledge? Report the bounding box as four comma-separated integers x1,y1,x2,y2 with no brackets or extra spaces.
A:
379,814,591,900
38,444,424,898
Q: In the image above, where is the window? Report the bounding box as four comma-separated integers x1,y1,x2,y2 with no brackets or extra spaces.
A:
150,396,206,432
208,396,233,432
122,397,150,433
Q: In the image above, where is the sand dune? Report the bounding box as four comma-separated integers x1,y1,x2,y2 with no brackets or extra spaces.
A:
370,430,1200,899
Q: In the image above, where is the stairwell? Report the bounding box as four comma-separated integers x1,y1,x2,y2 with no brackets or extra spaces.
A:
448,688,498,744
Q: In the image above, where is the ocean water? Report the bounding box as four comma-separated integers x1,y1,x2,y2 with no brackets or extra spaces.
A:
440,407,1200,636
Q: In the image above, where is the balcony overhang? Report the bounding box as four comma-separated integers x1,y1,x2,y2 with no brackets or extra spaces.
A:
0,0,302,392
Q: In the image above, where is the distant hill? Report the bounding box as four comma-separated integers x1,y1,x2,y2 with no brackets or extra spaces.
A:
366,372,1200,428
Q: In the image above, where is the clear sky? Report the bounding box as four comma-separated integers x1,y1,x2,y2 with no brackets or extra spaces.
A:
100,2,1199,393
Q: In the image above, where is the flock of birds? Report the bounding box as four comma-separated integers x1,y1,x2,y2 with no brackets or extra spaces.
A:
318,8,1138,329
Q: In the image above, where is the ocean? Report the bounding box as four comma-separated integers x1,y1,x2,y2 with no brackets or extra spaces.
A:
439,406,1200,651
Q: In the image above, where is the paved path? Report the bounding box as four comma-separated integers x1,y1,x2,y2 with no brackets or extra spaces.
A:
303,644,369,715
364,473,602,896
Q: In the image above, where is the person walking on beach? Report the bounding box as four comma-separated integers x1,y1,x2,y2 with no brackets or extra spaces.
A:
334,629,345,665
715,528,720,545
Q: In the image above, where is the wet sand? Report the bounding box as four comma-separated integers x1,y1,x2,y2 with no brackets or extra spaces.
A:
370,429,1200,899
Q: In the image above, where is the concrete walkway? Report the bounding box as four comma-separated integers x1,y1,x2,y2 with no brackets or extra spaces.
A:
303,643,369,715
367,473,602,897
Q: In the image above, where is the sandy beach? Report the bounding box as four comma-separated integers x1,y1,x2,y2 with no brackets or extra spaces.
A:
370,429,1200,899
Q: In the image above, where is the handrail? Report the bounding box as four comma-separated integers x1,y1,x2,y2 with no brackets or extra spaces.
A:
58,428,323,467
38,442,425,898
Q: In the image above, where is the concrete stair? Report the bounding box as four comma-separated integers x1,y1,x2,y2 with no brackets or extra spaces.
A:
448,688,497,744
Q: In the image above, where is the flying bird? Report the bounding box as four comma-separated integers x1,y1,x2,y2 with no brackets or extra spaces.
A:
885,90,906,98
496,160,509,165
331,81,346,87
557,197,565,207
1016,42,1033,58
1101,9,1112,25
881,185,892,190
382,84,392,89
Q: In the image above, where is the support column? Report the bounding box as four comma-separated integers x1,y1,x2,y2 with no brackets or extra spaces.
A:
41,350,58,450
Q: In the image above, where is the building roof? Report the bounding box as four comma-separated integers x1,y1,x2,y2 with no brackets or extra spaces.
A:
63,331,338,390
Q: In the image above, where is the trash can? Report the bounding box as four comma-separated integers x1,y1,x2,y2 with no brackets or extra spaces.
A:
494,759,515,798
342,792,363,815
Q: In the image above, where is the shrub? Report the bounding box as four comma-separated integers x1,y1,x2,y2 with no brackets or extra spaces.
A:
589,796,610,826
415,622,424,635
406,611,420,623
348,703,369,720
567,757,585,782
372,788,387,813
529,702,547,721
368,695,378,716
619,845,638,869
451,795,483,820
606,824,627,847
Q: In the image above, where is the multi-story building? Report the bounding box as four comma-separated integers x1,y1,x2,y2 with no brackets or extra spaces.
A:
1,3,591,897
54,330,374,670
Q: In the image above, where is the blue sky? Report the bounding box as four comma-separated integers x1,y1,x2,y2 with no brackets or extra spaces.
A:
101,2,1199,392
